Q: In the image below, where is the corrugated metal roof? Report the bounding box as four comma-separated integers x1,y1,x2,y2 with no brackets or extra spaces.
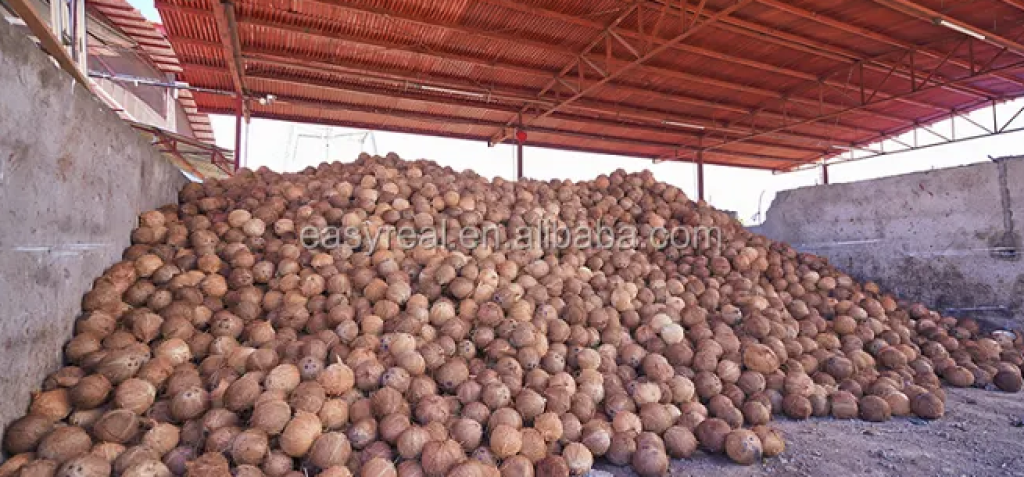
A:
155,0,1024,170
86,0,217,144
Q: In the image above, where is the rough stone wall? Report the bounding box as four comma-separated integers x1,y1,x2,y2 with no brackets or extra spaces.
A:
0,21,188,437
753,156,1023,329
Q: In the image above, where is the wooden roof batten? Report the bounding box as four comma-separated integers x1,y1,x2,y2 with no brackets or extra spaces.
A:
156,0,1024,170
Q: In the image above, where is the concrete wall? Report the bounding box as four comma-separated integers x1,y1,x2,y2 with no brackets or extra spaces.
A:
0,21,188,436
753,156,1023,329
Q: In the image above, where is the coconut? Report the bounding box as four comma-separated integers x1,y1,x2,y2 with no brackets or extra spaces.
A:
488,424,522,458
742,344,780,374
264,364,301,393
631,433,669,477
230,429,269,466
279,412,322,457
162,447,195,476
695,418,730,454
534,412,563,443
37,426,93,463
663,426,698,459
752,426,785,457
449,419,483,451
361,458,397,477
0,453,34,477
911,393,944,419
114,379,156,415
225,374,262,412
92,410,140,444
994,368,1023,392
307,432,352,469
534,455,569,477
421,439,465,477
884,392,911,416
234,465,265,477
3,414,53,454
70,375,113,410
859,395,891,422
260,453,293,477
561,443,593,476
397,427,431,459
113,446,160,475
319,363,356,396
30,389,73,422
95,350,147,385
741,401,770,426
724,429,762,465
52,453,112,477
781,395,812,420
89,443,125,463
141,423,180,456
250,400,292,435
499,456,533,477
829,391,859,419
517,429,547,463
289,382,327,414
185,452,231,477
122,460,172,477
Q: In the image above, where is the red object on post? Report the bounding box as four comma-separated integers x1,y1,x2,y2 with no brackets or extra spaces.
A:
515,129,528,143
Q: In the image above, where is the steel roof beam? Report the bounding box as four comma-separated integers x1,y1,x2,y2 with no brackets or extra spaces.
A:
871,0,1024,57
162,1,911,128
180,56,833,156
755,0,1024,88
240,69,826,158
476,0,962,113
490,1,643,145
224,13,882,139
208,0,245,99
529,0,753,124
271,0,917,124
644,0,1006,98
174,13,847,133
705,57,1024,152
231,50,846,149
228,92,804,164
197,106,788,170
170,14,877,146
1000,0,1024,11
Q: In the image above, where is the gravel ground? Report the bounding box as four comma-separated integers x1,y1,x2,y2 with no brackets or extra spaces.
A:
593,387,1024,477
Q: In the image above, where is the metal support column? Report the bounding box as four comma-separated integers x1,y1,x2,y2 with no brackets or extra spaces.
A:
515,136,524,181
697,137,705,202
697,151,705,202
822,162,830,184
233,96,243,171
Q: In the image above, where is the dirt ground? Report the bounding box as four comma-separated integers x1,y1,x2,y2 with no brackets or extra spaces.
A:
593,387,1024,477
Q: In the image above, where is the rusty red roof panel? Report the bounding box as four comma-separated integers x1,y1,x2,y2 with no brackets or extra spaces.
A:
155,0,1024,169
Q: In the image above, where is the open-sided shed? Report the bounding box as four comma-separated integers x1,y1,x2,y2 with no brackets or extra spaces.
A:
151,0,1024,172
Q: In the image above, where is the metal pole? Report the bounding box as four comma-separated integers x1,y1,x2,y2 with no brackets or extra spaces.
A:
697,136,705,202
234,96,243,171
697,151,705,202
516,135,524,181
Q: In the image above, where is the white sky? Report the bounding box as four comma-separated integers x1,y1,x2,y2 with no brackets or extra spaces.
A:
126,0,1024,224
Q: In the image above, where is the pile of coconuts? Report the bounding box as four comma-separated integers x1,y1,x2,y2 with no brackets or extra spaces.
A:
3,152,1023,477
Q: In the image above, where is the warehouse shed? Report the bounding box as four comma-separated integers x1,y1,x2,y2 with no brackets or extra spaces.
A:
3,0,1024,475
